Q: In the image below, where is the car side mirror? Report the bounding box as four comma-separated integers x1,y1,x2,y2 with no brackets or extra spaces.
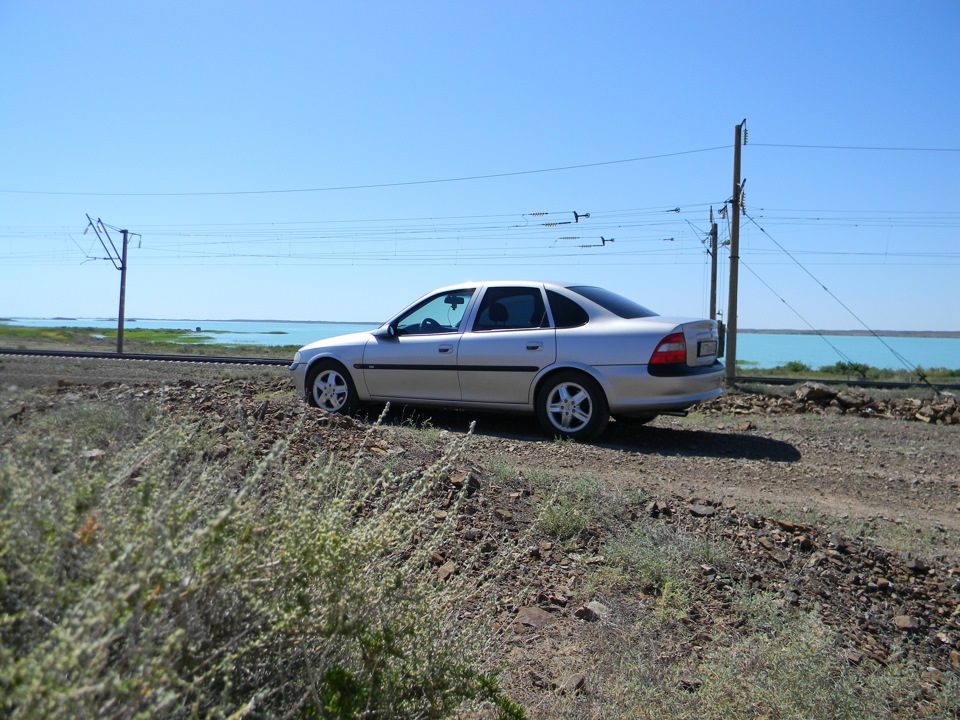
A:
373,325,397,339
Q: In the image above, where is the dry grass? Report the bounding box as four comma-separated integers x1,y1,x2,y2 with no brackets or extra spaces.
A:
0,397,523,718
3,384,959,719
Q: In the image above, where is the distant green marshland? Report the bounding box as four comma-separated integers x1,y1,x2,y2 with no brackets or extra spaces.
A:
0,323,297,360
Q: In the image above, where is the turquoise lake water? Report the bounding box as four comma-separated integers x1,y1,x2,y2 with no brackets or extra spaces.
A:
5,317,959,370
733,333,959,371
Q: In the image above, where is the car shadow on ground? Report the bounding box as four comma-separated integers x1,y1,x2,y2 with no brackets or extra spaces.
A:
599,423,802,462
374,406,801,463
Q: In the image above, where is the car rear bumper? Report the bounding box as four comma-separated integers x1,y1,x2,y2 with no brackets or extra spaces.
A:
599,362,724,414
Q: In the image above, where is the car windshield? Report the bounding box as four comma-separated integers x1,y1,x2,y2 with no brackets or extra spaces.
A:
566,286,656,319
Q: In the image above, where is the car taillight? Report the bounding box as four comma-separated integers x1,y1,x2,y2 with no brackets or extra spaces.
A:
650,332,687,364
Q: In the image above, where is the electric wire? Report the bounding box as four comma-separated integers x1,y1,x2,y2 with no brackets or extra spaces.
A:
0,146,729,197
738,260,856,366
752,143,960,152
742,210,941,391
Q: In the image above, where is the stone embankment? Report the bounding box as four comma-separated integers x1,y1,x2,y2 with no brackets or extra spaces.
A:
704,382,959,425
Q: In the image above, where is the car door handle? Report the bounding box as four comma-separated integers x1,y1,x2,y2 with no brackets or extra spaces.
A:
438,345,454,354
526,342,543,351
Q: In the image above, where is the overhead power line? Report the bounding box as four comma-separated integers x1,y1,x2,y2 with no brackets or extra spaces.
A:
1,140,953,201
753,143,960,152
0,146,728,198
738,260,857,365
742,210,939,388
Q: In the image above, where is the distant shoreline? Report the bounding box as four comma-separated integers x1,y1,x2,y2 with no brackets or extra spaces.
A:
3,318,381,326
153,319,381,326
4,318,958,338
740,329,960,339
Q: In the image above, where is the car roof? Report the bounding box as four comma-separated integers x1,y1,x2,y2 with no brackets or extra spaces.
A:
439,280,581,291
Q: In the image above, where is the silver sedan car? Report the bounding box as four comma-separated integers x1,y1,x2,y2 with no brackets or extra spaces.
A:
290,281,723,441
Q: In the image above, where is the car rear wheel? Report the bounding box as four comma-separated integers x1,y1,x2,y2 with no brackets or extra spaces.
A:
306,361,359,414
536,371,609,441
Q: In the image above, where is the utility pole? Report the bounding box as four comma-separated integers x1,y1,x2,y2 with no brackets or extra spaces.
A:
116,229,129,354
709,207,718,320
725,120,746,384
85,215,136,355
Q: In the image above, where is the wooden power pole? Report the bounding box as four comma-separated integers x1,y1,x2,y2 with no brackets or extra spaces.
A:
709,207,718,320
725,120,746,384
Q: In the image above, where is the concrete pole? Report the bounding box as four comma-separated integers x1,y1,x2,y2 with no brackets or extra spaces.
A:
725,121,744,384
116,229,129,354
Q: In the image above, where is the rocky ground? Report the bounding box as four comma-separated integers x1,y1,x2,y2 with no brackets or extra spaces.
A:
2,355,959,713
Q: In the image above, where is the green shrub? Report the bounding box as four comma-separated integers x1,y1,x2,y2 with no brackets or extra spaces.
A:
539,475,607,541
624,600,959,719
775,360,812,373
0,411,522,718
821,360,872,379
604,520,729,595
488,458,517,484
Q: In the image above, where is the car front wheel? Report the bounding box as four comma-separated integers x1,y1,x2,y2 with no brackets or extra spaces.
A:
536,371,609,441
305,361,359,414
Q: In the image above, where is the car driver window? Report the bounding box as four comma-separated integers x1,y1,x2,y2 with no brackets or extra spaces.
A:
396,290,474,335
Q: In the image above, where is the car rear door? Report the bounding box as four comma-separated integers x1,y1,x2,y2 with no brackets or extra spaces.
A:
458,286,556,405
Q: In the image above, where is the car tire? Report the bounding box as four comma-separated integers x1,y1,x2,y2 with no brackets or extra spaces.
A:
305,361,359,414
536,371,609,441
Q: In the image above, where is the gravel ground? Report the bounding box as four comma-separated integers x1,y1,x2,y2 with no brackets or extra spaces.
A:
3,354,959,713
3,354,957,537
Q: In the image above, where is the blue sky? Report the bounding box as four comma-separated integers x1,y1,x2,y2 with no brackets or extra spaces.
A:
1,1,958,330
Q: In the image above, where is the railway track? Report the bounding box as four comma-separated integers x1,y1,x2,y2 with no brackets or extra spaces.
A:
2,348,955,391
0,348,290,367
737,375,960,391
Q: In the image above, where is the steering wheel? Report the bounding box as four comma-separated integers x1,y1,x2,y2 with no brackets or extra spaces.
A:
420,317,442,332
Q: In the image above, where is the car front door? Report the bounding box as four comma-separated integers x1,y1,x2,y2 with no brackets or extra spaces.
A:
458,286,556,405
361,289,474,401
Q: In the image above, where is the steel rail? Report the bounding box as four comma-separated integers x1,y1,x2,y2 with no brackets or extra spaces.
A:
734,375,960,391
0,347,290,366
2,348,956,391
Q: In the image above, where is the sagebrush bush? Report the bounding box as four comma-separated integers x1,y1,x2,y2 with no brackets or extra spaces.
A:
603,520,730,595
538,475,621,541
0,402,523,718
622,600,960,719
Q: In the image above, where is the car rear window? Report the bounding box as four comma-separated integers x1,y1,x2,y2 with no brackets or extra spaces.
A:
567,286,657,319
546,290,589,328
